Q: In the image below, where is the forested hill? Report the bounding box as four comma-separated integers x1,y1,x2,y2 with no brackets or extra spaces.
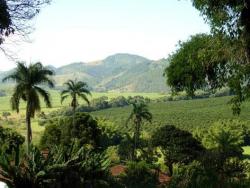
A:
0,53,170,92
55,54,169,92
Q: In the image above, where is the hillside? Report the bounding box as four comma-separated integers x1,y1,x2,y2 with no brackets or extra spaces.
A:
0,53,170,93
54,53,169,92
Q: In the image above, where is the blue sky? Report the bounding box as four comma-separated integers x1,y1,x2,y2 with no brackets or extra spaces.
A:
0,0,210,70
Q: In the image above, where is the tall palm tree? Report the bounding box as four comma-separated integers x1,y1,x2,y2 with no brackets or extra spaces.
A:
61,80,91,112
126,102,152,160
2,62,54,153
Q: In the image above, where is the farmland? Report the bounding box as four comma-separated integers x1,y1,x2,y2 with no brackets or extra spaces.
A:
1,90,250,146
91,96,250,132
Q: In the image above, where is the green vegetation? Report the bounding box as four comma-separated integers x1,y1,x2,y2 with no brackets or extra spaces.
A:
61,80,91,111
2,62,54,153
126,102,152,160
1,0,250,187
243,146,250,159
0,89,166,112
0,54,169,93
152,125,204,176
91,96,250,132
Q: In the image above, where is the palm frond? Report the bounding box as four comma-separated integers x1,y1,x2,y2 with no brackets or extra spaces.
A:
29,89,41,117
35,86,52,108
61,95,69,104
125,112,134,128
61,89,70,96
62,80,91,108
78,93,90,105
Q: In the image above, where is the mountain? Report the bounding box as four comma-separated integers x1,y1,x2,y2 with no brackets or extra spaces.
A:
0,53,170,92
54,54,169,92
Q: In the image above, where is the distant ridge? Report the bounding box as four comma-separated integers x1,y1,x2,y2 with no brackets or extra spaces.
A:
0,53,170,92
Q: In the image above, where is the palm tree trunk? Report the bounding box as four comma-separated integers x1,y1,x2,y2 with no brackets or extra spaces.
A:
133,121,140,161
15,145,20,166
133,130,137,161
26,105,32,154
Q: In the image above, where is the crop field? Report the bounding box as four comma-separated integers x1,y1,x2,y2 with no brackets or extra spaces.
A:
1,89,250,147
91,96,250,132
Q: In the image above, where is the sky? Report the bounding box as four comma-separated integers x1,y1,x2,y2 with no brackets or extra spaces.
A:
0,0,210,71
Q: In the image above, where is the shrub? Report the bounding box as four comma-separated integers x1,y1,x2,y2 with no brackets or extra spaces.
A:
167,161,216,188
121,161,159,188
40,113,102,150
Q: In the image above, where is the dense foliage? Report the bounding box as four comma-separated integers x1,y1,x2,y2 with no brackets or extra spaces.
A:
191,0,250,60
121,161,159,188
1,1,250,186
152,125,205,176
40,112,103,150
165,34,230,97
164,33,250,114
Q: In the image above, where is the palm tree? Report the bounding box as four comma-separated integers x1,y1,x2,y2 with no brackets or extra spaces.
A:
2,62,54,153
61,80,91,112
126,102,152,160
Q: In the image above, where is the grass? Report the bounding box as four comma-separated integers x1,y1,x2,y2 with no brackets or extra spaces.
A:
243,146,250,159
0,89,166,113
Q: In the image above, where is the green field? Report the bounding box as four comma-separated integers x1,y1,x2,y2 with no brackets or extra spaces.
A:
0,90,166,145
0,89,166,113
1,92,250,145
91,96,250,132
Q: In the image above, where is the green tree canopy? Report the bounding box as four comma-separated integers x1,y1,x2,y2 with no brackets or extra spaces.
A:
165,33,250,114
61,80,91,112
40,112,102,150
201,121,244,159
152,125,204,176
165,34,230,97
191,0,250,61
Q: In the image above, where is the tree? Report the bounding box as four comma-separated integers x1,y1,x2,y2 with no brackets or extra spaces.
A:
191,0,250,62
121,161,159,188
2,62,54,153
165,33,250,114
152,125,204,176
0,126,25,167
61,80,91,112
202,122,244,160
199,123,248,187
165,34,231,97
184,1,250,114
126,102,152,160
40,113,102,150
0,0,51,50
